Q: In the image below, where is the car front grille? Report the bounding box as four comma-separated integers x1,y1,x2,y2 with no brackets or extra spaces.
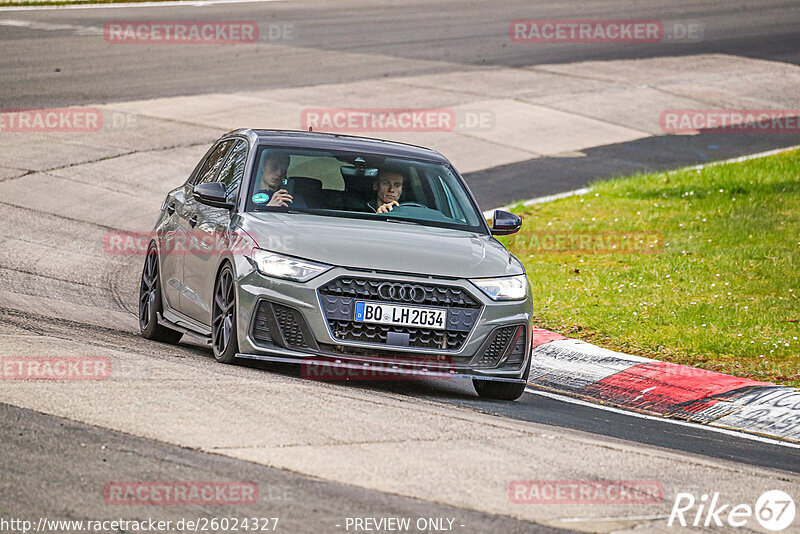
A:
504,326,527,366
319,277,481,308
272,303,310,349
477,327,515,367
251,305,273,345
328,320,469,350
252,301,317,351
318,276,482,351
476,325,526,368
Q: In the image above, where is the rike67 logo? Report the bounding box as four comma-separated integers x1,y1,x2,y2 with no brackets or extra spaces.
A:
668,490,795,531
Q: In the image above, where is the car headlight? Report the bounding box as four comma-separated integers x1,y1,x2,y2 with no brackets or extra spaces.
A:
470,274,528,301
250,249,332,282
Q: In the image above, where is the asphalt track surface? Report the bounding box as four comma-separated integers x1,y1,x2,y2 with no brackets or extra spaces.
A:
2,1,800,532
1,0,800,107
3,0,800,209
197,359,800,475
467,131,800,209
0,403,569,534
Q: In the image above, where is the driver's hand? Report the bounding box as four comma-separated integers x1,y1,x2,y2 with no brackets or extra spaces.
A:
267,189,293,207
377,200,399,213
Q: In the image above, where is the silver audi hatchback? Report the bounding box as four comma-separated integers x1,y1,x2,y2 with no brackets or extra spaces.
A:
139,129,532,400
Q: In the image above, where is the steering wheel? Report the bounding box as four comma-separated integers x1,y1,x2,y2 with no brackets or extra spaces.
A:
396,202,429,209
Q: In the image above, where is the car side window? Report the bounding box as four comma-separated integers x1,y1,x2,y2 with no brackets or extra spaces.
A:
193,140,234,186
215,140,248,202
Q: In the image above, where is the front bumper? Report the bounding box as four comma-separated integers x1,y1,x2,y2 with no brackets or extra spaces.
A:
233,264,533,382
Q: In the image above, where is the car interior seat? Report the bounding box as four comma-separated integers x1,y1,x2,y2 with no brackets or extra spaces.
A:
284,177,323,209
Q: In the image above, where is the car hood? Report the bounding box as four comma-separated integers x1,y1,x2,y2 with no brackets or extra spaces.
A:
238,212,523,279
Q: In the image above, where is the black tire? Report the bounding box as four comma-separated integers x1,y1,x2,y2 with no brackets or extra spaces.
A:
473,359,530,401
139,244,183,344
211,263,239,364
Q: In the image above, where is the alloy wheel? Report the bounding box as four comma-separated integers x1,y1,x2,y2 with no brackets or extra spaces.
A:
212,268,235,356
139,248,158,331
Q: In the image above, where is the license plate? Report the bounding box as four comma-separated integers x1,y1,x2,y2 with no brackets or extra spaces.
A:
354,301,447,330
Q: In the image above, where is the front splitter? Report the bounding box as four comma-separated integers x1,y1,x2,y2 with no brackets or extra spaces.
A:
235,352,525,383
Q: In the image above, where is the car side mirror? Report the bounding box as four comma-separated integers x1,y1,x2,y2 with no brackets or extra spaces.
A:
193,182,234,210
491,210,522,235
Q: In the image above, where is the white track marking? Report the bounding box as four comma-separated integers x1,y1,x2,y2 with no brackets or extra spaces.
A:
0,18,102,33
483,187,590,219
0,0,283,12
524,387,800,449
670,144,800,173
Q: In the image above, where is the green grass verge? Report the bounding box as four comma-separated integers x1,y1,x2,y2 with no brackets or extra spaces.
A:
500,149,800,386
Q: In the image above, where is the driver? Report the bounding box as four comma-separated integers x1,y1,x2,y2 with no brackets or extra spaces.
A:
258,152,294,207
369,167,404,213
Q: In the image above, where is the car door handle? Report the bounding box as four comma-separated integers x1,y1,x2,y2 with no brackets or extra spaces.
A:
166,203,176,215
188,215,198,228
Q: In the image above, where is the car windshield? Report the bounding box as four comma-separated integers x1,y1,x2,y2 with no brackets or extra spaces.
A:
244,146,486,233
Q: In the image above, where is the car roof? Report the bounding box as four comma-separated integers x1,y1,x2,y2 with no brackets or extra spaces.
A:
226,129,450,164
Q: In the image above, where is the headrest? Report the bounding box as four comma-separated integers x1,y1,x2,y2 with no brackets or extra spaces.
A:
285,177,322,209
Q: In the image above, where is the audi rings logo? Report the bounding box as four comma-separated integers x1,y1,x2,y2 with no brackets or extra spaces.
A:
377,283,427,303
